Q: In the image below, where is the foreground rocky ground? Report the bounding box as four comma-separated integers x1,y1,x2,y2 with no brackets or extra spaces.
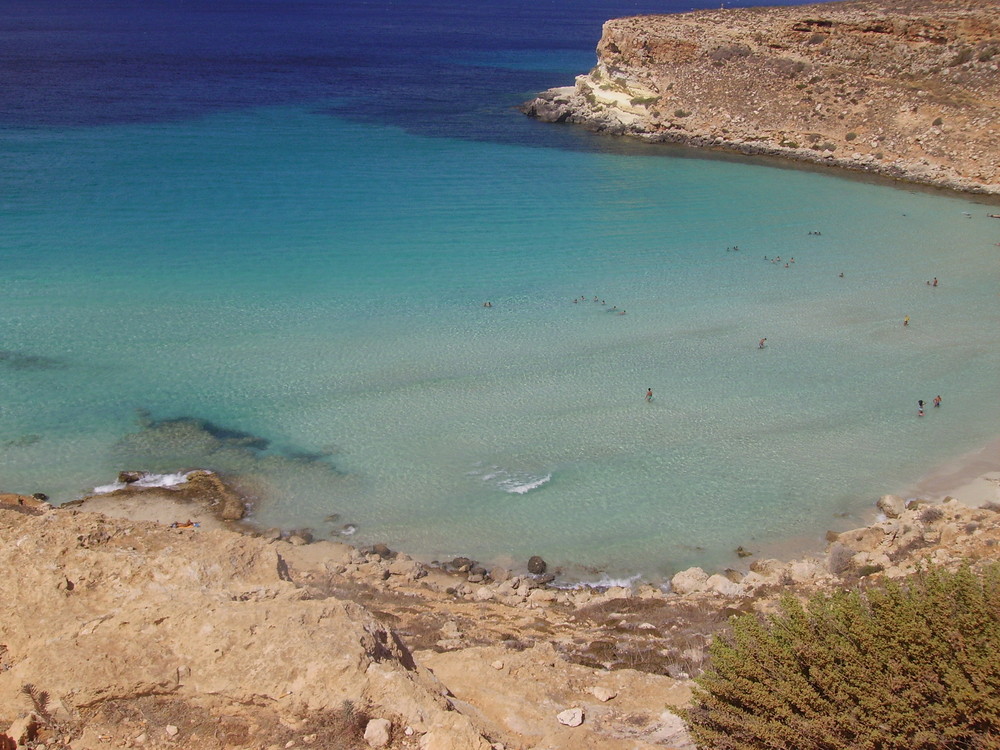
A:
522,0,999,196
3,474,1000,749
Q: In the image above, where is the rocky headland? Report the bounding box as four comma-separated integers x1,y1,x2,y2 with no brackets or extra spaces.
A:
521,0,1000,196
3,469,1000,749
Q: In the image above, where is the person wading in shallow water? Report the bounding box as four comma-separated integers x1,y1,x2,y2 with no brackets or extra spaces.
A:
646,388,653,402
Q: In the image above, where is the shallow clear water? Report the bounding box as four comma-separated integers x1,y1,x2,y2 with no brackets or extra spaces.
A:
2,0,999,581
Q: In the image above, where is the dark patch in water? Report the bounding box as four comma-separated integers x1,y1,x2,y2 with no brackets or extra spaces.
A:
0,350,65,371
4,434,42,448
285,449,336,463
136,411,270,451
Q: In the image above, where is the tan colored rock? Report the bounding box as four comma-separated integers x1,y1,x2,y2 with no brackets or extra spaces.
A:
556,707,584,727
363,718,392,748
670,567,709,595
591,686,616,702
0,508,489,747
877,494,907,518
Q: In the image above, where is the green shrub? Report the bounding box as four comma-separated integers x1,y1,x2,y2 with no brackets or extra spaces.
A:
845,131,857,141
685,565,1000,750
932,117,944,127
674,109,691,118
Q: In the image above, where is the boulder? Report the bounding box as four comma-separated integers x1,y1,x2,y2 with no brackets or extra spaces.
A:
706,574,745,598
787,559,823,584
527,556,547,575
670,567,709,595
877,494,906,518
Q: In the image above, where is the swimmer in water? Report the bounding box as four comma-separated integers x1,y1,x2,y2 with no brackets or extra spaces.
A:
646,388,653,402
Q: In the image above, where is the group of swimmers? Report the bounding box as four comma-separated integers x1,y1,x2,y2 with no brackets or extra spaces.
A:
573,295,627,315
917,396,943,417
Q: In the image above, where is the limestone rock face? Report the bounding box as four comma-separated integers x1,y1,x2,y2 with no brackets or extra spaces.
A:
522,0,1000,195
0,507,489,747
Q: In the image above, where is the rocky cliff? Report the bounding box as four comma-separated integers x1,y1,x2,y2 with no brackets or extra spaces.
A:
522,0,1000,195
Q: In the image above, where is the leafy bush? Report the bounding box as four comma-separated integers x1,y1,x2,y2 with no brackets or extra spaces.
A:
685,565,1000,750
932,117,944,127
845,131,858,141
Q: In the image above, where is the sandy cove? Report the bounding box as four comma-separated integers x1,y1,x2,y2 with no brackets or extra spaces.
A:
3,457,1000,750
521,0,1000,198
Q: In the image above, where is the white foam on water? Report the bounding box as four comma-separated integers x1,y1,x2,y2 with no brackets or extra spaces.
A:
557,572,645,591
472,464,553,494
91,470,195,495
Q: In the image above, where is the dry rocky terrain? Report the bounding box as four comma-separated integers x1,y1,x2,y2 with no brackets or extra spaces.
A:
3,473,1000,749
522,0,1000,195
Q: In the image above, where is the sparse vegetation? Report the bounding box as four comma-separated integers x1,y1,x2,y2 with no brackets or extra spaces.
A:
949,46,974,66
845,131,857,140
932,116,944,126
921,506,945,524
685,565,1000,750
674,109,691,118
708,44,751,62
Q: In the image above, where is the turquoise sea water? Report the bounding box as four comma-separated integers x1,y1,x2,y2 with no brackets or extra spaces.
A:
4,106,999,580
3,0,999,582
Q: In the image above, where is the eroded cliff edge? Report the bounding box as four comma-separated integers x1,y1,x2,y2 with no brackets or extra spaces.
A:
521,0,999,195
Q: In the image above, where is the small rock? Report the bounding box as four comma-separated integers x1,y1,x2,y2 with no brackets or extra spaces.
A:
591,686,617,702
165,725,179,737
288,535,309,546
364,718,392,748
556,708,584,727
491,660,505,670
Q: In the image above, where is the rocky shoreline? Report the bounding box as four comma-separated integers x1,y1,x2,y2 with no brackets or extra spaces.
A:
521,0,999,197
4,467,1000,749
